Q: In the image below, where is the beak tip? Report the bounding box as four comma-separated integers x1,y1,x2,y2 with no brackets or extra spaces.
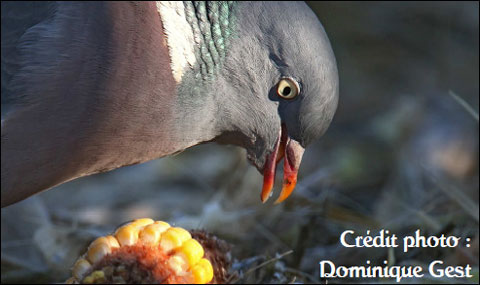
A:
259,126,305,205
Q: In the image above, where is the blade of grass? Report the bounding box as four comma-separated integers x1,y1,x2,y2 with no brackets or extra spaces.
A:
231,250,294,283
426,166,479,223
449,90,479,122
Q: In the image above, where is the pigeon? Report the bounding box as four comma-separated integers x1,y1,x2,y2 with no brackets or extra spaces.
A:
1,1,338,207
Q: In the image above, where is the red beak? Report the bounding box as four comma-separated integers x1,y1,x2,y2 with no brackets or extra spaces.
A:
261,125,305,203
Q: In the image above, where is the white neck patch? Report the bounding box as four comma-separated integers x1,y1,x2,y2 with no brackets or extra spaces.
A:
156,1,197,84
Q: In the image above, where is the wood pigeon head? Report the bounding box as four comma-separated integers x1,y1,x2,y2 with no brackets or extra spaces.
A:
1,2,338,207
169,2,339,203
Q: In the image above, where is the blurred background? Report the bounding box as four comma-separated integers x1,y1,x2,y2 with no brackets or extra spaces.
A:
1,1,478,283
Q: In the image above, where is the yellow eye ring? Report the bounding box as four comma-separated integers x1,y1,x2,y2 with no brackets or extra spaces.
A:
277,77,300,100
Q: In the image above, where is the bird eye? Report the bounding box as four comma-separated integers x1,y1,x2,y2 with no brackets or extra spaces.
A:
277,78,300,100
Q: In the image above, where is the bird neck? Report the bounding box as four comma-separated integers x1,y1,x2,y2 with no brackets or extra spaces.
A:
157,1,243,149
157,1,238,84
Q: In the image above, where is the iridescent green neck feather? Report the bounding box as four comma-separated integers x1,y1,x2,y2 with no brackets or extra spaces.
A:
157,1,237,83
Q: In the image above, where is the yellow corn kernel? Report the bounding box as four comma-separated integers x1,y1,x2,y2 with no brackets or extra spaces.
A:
83,276,94,284
72,258,91,280
105,235,120,248
160,227,192,252
83,270,105,284
191,258,214,284
115,224,139,246
87,239,112,264
129,218,154,229
153,221,171,232
90,236,115,248
176,239,204,267
168,254,189,275
65,277,76,284
139,221,170,245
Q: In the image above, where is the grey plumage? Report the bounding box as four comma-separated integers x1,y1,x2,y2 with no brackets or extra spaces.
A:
1,1,338,207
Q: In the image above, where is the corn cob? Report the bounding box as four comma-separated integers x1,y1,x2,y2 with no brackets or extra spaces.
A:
68,219,222,284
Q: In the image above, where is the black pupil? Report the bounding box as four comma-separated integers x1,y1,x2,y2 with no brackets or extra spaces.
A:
282,86,292,96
